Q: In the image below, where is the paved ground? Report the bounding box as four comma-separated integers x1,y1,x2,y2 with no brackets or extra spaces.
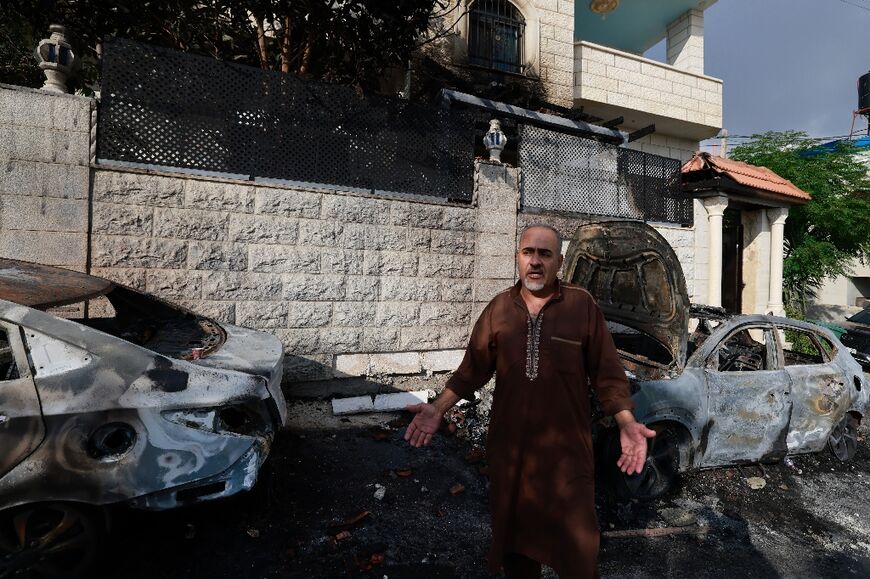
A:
106,400,870,578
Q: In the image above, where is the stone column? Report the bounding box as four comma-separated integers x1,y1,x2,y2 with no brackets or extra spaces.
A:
666,9,704,74
703,196,728,307
472,161,520,325
766,207,789,316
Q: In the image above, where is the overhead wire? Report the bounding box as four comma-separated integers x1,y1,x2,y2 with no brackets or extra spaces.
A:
838,0,870,12
698,134,863,151
709,133,857,141
691,1,870,152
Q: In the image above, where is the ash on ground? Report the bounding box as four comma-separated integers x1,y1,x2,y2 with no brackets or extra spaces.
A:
106,390,870,578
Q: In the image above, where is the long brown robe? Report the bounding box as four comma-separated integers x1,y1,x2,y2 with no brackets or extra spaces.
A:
445,280,633,578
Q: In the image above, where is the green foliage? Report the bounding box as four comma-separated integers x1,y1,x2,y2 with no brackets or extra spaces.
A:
730,131,870,314
0,5,45,88
0,1,445,94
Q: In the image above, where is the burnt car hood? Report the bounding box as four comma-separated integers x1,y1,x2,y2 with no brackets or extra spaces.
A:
0,258,113,308
564,220,690,376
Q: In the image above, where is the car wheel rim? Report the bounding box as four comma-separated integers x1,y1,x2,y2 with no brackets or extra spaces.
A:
0,504,100,579
829,416,858,462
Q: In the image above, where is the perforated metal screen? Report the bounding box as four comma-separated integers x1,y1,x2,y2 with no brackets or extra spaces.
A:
98,37,475,201
518,125,692,226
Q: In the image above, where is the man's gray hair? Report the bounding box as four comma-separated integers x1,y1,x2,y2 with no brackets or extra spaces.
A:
518,223,563,252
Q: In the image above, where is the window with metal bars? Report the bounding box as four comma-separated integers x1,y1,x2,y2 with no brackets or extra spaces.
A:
468,0,525,74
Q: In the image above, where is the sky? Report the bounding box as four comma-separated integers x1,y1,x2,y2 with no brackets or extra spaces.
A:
645,0,870,152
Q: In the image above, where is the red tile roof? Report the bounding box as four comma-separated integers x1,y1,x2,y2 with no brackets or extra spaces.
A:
682,152,811,202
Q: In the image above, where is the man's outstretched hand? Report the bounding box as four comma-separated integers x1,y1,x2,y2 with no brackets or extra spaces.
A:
615,416,657,475
404,403,442,447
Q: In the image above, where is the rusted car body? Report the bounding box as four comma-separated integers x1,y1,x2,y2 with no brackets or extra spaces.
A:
0,259,286,576
565,221,869,498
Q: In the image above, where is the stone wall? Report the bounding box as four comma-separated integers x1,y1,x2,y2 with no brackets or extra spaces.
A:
625,133,697,163
573,40,722,132
422,0,575,108
89,163,519,390
534,0,575,106
666,9,705,75
1,86,713,397
0,84,92,270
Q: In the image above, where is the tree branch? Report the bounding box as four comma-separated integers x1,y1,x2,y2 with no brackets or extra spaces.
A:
298,30,316,76
251,12,269,70
280,15,292,73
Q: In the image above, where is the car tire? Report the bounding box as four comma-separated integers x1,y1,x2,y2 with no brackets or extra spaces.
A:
828,414,859,462
0,502,106,579
606,424,683,501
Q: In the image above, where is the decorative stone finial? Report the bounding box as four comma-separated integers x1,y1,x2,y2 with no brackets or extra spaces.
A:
35,24,77,93
483,119,506,163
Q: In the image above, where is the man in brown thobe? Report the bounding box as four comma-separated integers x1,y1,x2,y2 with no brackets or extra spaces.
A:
405,224,655,578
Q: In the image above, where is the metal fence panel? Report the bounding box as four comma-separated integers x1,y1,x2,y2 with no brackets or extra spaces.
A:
518,125,692,226
98,37,475,201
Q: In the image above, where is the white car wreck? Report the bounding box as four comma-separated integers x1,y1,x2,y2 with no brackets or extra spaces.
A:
565,221,870,500
0,259,286,577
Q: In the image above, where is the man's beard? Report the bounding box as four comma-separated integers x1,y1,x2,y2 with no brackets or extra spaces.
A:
522,276,545,291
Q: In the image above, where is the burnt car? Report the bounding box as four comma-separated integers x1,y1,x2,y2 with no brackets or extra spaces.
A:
839,306,870,371
0,259,286,577
565,221,869,500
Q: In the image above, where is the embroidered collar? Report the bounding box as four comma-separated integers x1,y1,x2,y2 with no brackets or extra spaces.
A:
512,279,563,381
525,311,543,380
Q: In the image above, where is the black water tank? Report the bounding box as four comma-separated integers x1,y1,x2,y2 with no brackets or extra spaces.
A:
860,71,870,110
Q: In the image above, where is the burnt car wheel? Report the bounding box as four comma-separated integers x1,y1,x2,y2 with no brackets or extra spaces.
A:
828,415,859,462
607,425,683,501
0,503,105,579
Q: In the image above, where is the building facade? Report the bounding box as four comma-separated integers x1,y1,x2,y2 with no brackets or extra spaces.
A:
429,0,727,306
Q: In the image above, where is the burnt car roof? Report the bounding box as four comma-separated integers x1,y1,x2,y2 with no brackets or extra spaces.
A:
0,258,114,309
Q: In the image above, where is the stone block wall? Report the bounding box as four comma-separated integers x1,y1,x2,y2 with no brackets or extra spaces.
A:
574,41,722,130
426,0,574,108
667,9,705,75
654,223,695,300
472,163,519,320
1,86,717,396
625,133,697,163
89,163,519,388
0,84,92,270
534,0,575,106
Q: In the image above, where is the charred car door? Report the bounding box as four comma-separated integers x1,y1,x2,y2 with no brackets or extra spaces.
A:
701,325,792,467
0,321,45,478
779,326,849,453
